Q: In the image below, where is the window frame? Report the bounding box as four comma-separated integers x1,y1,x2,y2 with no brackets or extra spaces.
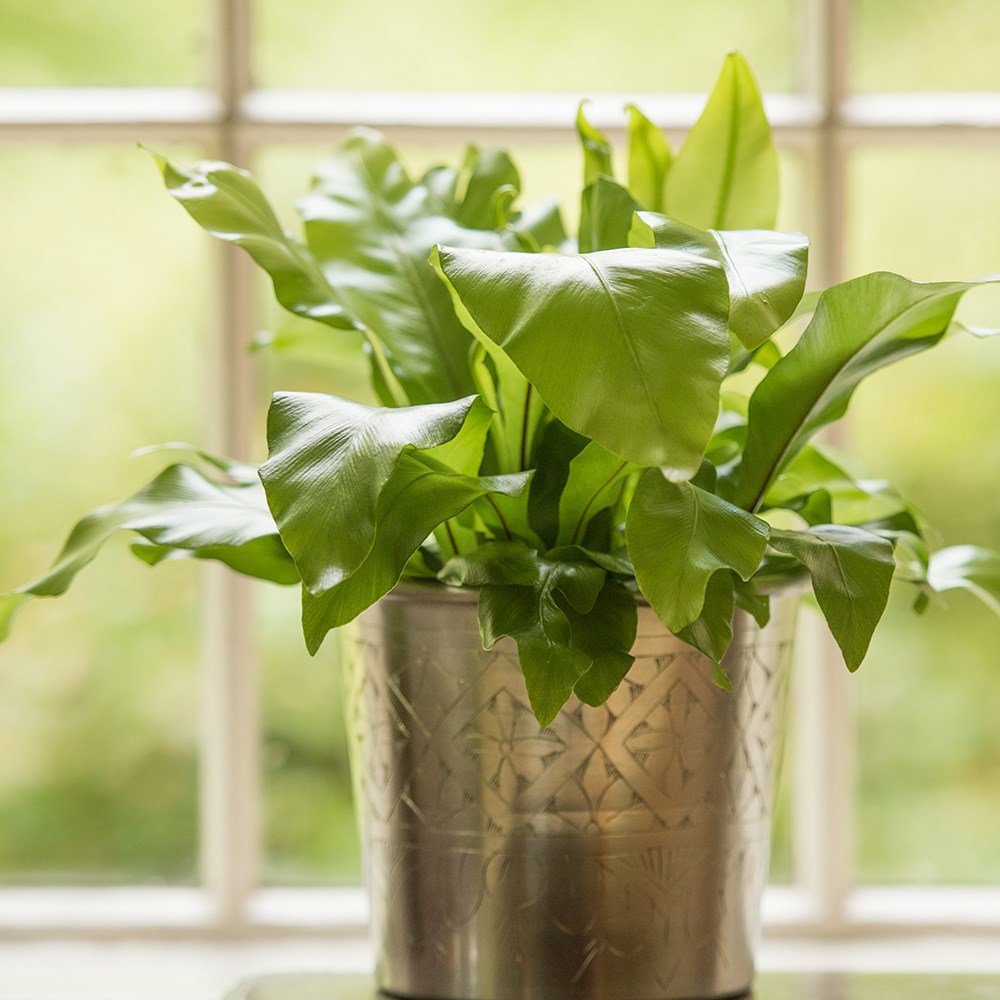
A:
1,0,999,941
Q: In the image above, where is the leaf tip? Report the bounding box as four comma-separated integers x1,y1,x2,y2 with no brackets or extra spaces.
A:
711,661,734,691
0,593,30,644
839,638,868,673
532,703,560,730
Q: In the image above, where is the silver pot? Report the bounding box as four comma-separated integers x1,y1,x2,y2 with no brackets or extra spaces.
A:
345,583,798,1000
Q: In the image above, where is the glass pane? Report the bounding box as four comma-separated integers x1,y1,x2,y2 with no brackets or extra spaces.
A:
0,143,210,883
0,0,206,86
259,586,360,885
768,710,795,885
851,1,1000,92
255,0,797,93
252,138,804,884
845,146,1000,883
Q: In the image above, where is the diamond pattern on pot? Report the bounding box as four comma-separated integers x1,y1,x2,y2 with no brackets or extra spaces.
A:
346,591,798,1000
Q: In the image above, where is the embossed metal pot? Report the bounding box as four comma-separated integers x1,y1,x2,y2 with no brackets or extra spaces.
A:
345,582,798,1000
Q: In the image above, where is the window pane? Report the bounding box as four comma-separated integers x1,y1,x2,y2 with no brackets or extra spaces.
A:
254,0,797,93
0,0,207,86
0,143,210,883
851,1,1000,92
845,146,1000,883
259,586,360,885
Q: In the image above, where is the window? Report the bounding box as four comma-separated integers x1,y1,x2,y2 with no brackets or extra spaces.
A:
1,0,999,937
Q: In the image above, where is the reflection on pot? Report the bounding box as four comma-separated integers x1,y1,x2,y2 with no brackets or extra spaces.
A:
346,583,797,1000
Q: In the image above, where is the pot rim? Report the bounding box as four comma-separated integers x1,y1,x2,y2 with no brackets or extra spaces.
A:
383,573,809,606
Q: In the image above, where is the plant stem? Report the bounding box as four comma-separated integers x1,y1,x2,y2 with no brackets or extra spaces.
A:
364,333,409,407
519,384,533,470
444,520,459,556
485,496,513,540
570,461,628,546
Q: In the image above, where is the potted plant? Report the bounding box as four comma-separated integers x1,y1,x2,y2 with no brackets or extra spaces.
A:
3,53,1000,1000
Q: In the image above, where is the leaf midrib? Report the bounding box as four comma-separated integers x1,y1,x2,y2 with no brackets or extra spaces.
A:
212,170,344,310
678,486,703,612
129,493,278,544
712,69,741,230
582,256,669,446
712,231,759,330
350,151,469,398
744,286,953,512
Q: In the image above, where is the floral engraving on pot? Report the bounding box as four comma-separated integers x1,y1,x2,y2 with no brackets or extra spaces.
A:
461,688,568,805
348,596,797,1000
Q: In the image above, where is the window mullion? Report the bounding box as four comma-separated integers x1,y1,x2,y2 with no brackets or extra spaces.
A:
790,0,855,932
199,0,261,929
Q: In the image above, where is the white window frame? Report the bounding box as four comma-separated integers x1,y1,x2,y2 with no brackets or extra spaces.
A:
2,0,1000,943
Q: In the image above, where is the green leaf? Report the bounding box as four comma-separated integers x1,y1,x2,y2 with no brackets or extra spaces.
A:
576,102,614,186
478,555,608,726
626,104,673,211
557,441,631,547
300,454,530,652
479,583,591,728
728,337,783,375
432,245,730,475
727,290,820,377
458,332,547,477
712,662,734,692
763,444,911,526
545,556,608,615
404,546,444,580
421,396,499,555
438,540,539,587
456,146,521,230
626,471,770,633
927,546,1000,616
299,128,515,404
763,445,865,510
579,177,641,253
706,418,746,468
419,163,460,213
665,51,779,230
465,484,541,549
527,419,589,548
691,457,718,493
787,489,834,526
43,465,293,590
130,441,260,485
733,273,988,512
153,151,404,405
1,463,299,642
420,395,494,476
546,543,630,575
952,319,1000,339
882,530,930,584
675,569,737,663
568,578,638,706
635,212,809,349
0,594,30,643
509,197,571,252
769,526,895,670
260,392,478,594
151,153,361,333
714,229,809,345
734,578,771,628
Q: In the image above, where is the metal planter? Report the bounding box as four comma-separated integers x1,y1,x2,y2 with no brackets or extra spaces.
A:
345,583,798,1000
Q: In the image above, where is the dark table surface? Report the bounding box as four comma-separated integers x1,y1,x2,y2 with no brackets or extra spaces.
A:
224,973,1000,1000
